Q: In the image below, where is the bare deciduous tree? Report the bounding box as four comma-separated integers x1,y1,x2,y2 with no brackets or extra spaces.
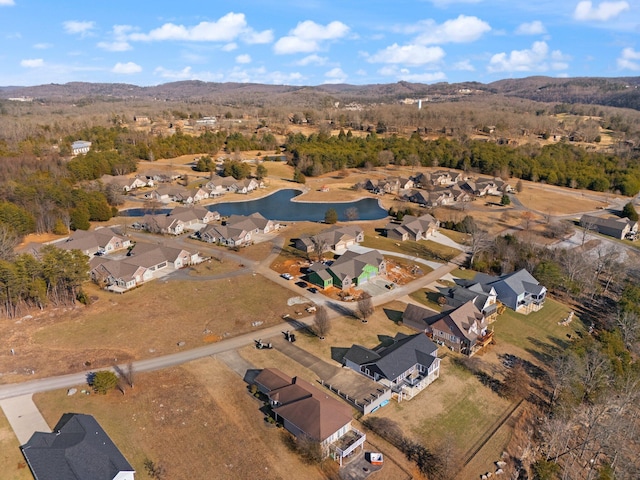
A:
313,305,330,339
357,293,374,323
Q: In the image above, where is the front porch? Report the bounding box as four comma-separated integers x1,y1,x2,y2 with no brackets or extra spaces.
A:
331,427,366,466
392,368,439,402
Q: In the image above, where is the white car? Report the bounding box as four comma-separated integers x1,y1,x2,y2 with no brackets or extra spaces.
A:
280,273,293,280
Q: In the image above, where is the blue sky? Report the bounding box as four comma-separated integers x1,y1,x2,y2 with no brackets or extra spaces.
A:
1,0,639,86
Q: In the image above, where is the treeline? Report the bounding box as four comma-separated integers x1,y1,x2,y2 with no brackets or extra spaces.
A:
470,233,640,478
0,245,89,318
286,131,640,195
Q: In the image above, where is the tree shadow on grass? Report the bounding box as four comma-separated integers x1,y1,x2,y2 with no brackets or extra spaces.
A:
326,301,356,319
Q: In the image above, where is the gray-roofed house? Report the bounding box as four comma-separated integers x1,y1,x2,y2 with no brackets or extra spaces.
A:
294,225,364,254
469,269,546,314
57,227,131,257
580,213,638,240
402,301,490,356
385,213,439,242
169,205,220,226
439,280,499,322
253,368,365,463
71,140,92,155
21,413,135,480
342,332,440,401
307,249,385,290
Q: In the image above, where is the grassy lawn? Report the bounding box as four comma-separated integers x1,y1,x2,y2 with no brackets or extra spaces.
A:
492,298,582,358
361,233,460,261
409,288,443,311
33,361,326,480
439,228,470,245
372,355,513,453
0,411,32,480
1,274,302,384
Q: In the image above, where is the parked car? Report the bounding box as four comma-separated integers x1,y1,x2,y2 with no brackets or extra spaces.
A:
308,287,318,294
385,283,396,290
296,281,308,288
280,273,293,280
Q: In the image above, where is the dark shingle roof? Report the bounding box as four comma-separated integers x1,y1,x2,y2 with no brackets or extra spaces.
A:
21,413,134,480
362,333,438,381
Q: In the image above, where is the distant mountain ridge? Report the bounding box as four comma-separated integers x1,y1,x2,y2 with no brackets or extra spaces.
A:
1,76,639,110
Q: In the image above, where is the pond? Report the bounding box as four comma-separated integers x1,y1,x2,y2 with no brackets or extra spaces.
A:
121,189,389,222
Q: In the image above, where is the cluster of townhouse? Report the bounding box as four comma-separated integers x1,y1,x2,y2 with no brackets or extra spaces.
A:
197,212,279,246
49,226,202,293
359,170,513,207
133,205,220,236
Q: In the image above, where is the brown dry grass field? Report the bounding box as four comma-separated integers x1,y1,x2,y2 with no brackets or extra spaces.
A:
33,359,330,480
0,411,31,480
0,274,302,384
516,180,609,215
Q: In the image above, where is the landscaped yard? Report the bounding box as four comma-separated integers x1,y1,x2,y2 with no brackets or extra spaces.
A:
33,359,328,480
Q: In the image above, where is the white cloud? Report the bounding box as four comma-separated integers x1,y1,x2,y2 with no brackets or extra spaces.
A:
368,43,445,65
98,25,133,51
98,41,131,52
414,15,491,45
324,67,347,84
130,12,250,42
452,59,475,71
21,58,44,68
154,66,195,80
516,21,546,35
617,47,640,70
63,20,95,36
488,41,568,73
112,62,142,74
274,20,349,54
296,54,328,66
574,1,629,21
0,0,16,6
222,43,238,52
242,29,274,44
236,54,251,64
33,43,52,49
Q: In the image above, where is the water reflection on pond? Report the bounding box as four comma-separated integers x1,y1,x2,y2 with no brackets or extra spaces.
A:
122,189,388,222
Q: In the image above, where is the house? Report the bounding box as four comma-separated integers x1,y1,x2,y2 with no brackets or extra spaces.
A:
463,269,546,314
104,175,150,192
128,242,200,269
71,140,92,155
136,214,185,235
402,301,490,356
294,225,365,254
253,368,365,462
169,206,219,226
580,214,638,240
56,227,130,256
307,248,385,290
225,212,278,234
181,187,209,204
406,188,453,207
199,224,252,246
439,280,499,323
90,258,152,291
147,185,189,203
343,332,440,401
21,413,135,480
459,177,500,197
385,214,439,241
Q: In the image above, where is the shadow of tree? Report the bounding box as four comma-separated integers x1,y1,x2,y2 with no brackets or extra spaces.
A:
327,301,356,319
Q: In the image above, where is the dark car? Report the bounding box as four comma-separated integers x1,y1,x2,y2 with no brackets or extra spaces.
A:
295,281,308,288
308,287,318,294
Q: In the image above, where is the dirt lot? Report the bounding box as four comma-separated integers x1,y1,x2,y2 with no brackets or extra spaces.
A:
33,358,330,480
0,274,302,384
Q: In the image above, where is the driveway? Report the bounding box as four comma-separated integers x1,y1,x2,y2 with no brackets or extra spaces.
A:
0,394,50,444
